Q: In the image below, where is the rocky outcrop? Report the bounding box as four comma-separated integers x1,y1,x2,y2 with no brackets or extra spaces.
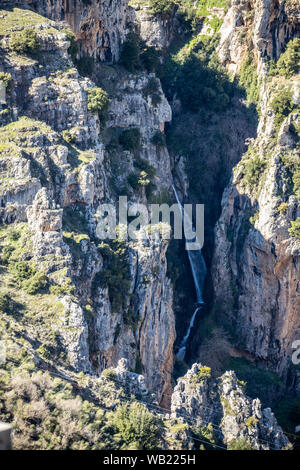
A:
218,0,300,74
171,363,291,449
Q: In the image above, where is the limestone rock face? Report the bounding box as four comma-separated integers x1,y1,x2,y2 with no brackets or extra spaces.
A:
27,0,132,61
213,0,300,390
130,2,175,50
0,5,175,401
171,364,290,450
218,0,300,74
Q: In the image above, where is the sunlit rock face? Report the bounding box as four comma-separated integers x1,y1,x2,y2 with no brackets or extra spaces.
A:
27,0,132,61
171,363,290,450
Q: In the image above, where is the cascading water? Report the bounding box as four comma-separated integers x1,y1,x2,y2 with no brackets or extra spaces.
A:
172,185,207,361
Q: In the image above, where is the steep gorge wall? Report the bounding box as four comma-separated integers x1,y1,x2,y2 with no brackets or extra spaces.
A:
0,4,175,402
213,0,300,390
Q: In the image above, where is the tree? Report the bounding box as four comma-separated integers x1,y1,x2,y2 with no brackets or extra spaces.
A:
110,402,162,450
120,32,141,73
276,38,300,78
9,28,40,55
87,88,110,123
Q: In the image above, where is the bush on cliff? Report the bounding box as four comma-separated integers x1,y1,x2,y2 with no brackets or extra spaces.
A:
110,402,162,450
149,0,177,16
87,88,110,123
119,128,141,151
270,88,295,131
9,28,40,55
269,38,300,79
120,32,160,73
289,218,300,239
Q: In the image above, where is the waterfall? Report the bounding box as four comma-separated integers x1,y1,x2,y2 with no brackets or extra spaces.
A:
172,185,207,360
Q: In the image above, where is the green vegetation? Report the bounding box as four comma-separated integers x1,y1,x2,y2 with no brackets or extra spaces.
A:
288,217,300,239
196,366,211,381
0,8,53,36
87,88,110,124
227,438,255,450
269,38,300,78
159,33,234,113
151,131,166,147
270,88,298,133
98,240,131,314
9,28,40,55
143,77,162,106
147,0,177,16
110,402,162,450
192,422,216,449
246,416,258,429
62,206,91,260
239,53,260,106
63,29,78,63
278,202,289,213
120,31,160,73
243,154,267,189
228,358,284,407
275,396,300,440
0,225,48,295
119,128,141,151
280,151,300,198
0,72,12,92
76,57,95,77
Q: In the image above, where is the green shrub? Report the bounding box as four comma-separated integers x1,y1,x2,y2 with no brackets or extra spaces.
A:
270,88,295,131
276,38,300,78
293,171,300,196
278,202,289,213
143,77,162,106
120,32,160,73
21,271,47,295
9,28,40,55
289,218,300,239
76,56,94,77
49,279,75,296
63,29,78,63
134,157,156,179
120,32,141,73
8,259,47,294
149,0,177,16
0,292,10,313
102,368,117,380
140,46,160,72
127,172,140,190
171,52,233,112
9,260,35,282
243,155,267,188
151,131,166,147
119,128,141,151
0,368,114,450
0,72,12,92
1,245,14,264
98,240,131,313
239,53,260,105
227,438,255,450
87,88,110,123
110,402,162,450
191,366,211,382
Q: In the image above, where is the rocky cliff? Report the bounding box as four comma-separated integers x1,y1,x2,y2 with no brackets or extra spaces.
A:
0,3,175,403
0,0,298,450
171,363,291,449
213,0,300,391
